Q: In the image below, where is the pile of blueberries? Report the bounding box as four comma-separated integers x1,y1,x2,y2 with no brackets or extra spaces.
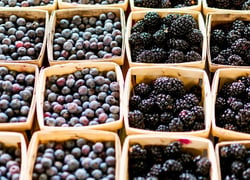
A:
53,12,123,61
32,138,116,179
0,66,35,123
0,15,45,61
62,0,124,5
0,0,53,7
43,67,120,127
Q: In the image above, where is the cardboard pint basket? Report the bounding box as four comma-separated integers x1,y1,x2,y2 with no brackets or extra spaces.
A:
211,68,250,140
130,0,201,12
207,12,250,73
0,9,49,67
27,130,121,180
58,0,128,11
0,132,27,180
124,66,211,138
47,8,126,66
36,62,124,131
0,63,39,131
215,140,250,180
126,10,207,69
120,134,219,180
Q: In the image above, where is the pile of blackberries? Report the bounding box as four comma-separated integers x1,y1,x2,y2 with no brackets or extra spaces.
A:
207,0,250,10
219,143,250,179
43,67,120,127
62,0,124,5
0,66,35,123
32,138,116,179
0,15,45,61
0,0,53,7
53,12,123,61
0,141,22,179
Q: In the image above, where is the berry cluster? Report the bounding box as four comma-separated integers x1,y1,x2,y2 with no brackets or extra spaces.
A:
219,143,250,179
207,0,250,10
0,66,35,123
129,141,211,179
32,139,116,179
0,0,53,7
0,141,22,179
129,12,203,64
62,0,124,5
134,0,197,8
0,15,45,61
129,76,205,132
53,12,122,61
215,76,250,133
210,19,250,66
43,67,120,127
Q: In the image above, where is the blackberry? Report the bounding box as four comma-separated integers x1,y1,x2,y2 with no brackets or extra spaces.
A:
134,0,144,7
220,145,231,159
160,112,174,125
160,0,171,8
146,145,165,163
195,157,211,176
189,85,202,101
155,94,174,111
131,46,145,62
235,108,250,127
212,54,227,64
178,152,194,169
219,82,232,97
218,108,236,126
223,123,238,131
187,28,203,44
185,50,202,62
227,97,243,111
226,30,242,45
153,29,167,47
168,39,190,52
211,29,226,46
129,95,142,110
215,0,230,8
219,48,233,59
175,98,192,113
151,47,167,63
243,25,250,40
228,81,246,97
232,20,245,33
144,113,159,130
210,45,221,58
178,109,196,129
215,96,227,112
166,49,185,63
179,173,197,180
140,32,153,48
162,159,183,173
132,20,145,33
243,168,250,179
242,0,250,10
191,106,204,121
183,93,200,107
129,32,143,46
231,38,250,57
134,83,152,98
183,14,198,29
162,14,181,27
228,54,244,66
193,122,205,130
138,98,155,113
156,124,169,131
170,15,194,36
164,141,182,158
147,164,162,177
128,110,145,129
237,76,250,86
143,12,161,28
168,117,184,132
136,48,167,63
231,160,245,176
230,143,247,160
129,144,147,160
142,0,159,8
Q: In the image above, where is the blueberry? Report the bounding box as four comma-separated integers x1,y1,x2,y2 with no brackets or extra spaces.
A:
67,158,79,171
91,169,102,179
59,19,69,28
41,157,52,168
54,149,64,160
46,166,58,176
65,140,76,150
81,145,90,156
75,168,89,179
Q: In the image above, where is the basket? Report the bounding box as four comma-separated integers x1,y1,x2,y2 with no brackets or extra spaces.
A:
0,63,39,131
47,8,126,66
0,132,27,180
215,140,250,180
207,12,250,73
36,62,124,131
211,68,250,141
124,66,211,138
203,0,250,17
0,9,49,67
126,10,207,69
120,134,219,180
27,130,121,180
58,0,128,11
130,0,201,12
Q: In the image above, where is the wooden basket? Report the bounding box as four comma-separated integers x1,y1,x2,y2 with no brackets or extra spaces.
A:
0,63,39,131
47,8,126,66
27,130,121,180
0,0,58,13
120,134,219,180
130,0,201,12
126,10,207,69
211,68,250,141
58,0,128,11
0,9,49,67
36,62,124,131
124,66,211,138
203,0,250,17
215,140,250,180
0,132,27,180
207,12,250,73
